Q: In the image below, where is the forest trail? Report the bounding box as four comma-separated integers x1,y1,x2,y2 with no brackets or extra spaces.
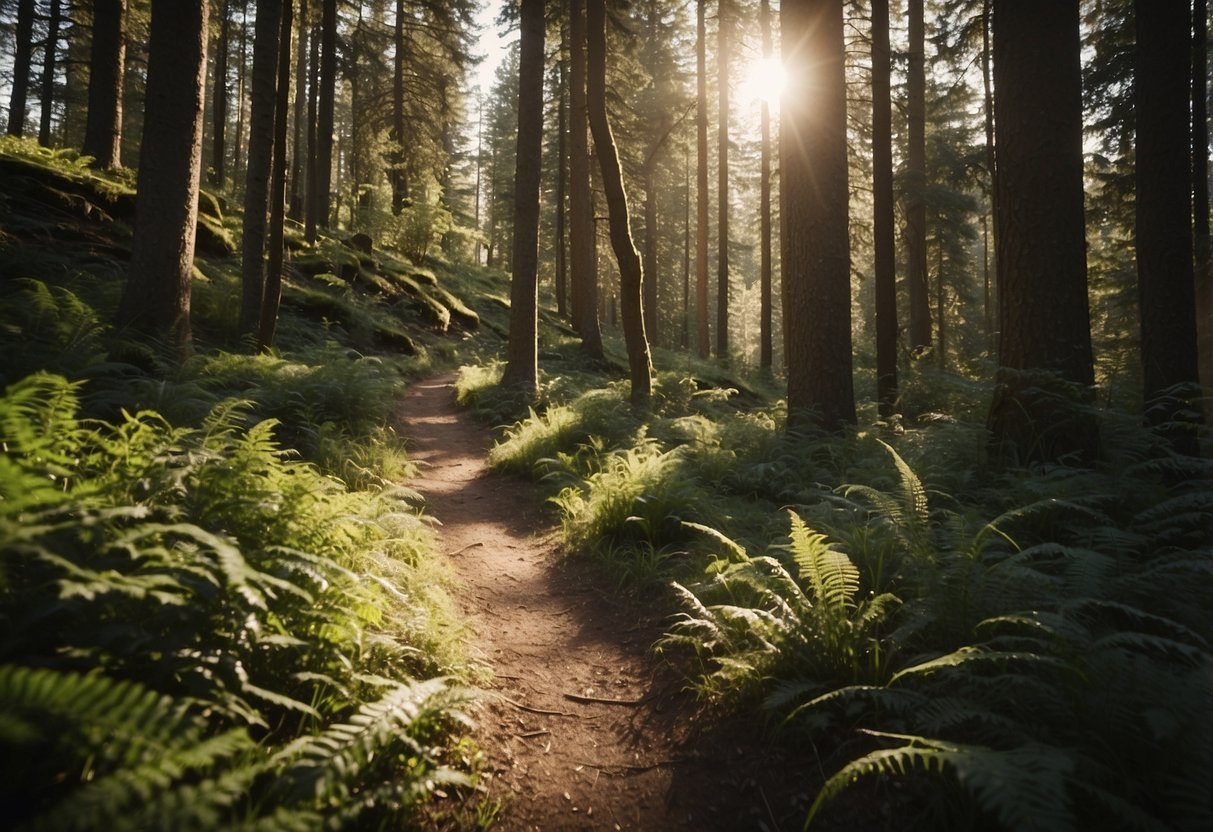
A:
397,374,806,832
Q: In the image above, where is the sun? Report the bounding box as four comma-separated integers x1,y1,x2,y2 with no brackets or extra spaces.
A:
742,56,788,108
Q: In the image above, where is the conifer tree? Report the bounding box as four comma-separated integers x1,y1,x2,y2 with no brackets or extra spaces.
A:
82,0,126,169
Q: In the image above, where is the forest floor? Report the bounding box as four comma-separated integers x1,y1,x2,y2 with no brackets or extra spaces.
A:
398,373,812,832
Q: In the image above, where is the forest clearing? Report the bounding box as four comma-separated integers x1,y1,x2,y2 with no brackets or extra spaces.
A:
1,0,1211,830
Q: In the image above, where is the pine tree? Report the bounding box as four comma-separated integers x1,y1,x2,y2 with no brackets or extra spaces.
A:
82,0,126,169
6,0,34,137
872,0,897,415
569,0,604,358
38,0,64,146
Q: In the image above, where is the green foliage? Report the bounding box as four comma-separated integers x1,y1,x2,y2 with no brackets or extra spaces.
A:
0,374,472,828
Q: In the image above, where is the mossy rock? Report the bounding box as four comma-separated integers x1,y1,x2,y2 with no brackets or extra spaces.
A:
427,284,479,330
196,189,223,221
195,213,236,256
371,324,419,355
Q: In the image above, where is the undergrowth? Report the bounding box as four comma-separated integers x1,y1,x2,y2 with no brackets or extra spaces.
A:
473,353,1213,828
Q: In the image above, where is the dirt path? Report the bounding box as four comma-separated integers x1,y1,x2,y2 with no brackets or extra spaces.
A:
398,374,807,831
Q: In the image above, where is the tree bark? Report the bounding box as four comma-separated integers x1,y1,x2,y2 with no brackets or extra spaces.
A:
695,0,710,358
981,0,996,349
1136,0,1202,453
210,0,229,185
643,162,660,347
240,0,284,337
987,0,1098,465
906,0,931,355
716,0,730,360
555,49,569,318
258,0,293,351
304,1,320,241
872,0,897,416
1194,0,1213,423
7,0,35,137
315,0,337,229
569,0,604,358
759,0,773,372
288,0,307,218
38,0,63,146
82,0,126,169
781,0,854,430
390,0,410,214
501,0,545,394
233,0,249,183
587,0,652,405
117,0,209,355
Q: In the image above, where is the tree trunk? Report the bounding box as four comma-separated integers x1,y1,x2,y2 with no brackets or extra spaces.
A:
695,0,710,358
315,0,337,229
871,0,897,416
716,0,730,360
981,0,996,349
289,0,307,218
7,0,35,137
304,3,319,241
501,0,545,394
240,0,284,338
781,0,855,430
987,0,1098,465
759,0,773,372
1194,0,1213,423
233,0,249,185
569,0,604,358
82,0,126,169
906,0,931,355
258,0,293,351
116,0,209,355
683,145,691,349
38,0,63,146
587,0,652,406
643,162,659,346
390,0,410,214
210,0,229,185
555,49,569,318
1136,0,1202,454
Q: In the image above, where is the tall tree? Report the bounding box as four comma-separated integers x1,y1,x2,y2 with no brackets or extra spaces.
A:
695,0,710,357
501,0,544,393
116,0,210,354
872,0,897,416
1195,0,1213,411
390,0,409,214
314,0,337,229
981,0,996,347
758,0,773,371
304,0,320,241
906,0,931,354
6,0,35,137
1135,0,1202,453
211,0,230,186
587,0,652,405
781,0,855,430
240,0,285,337
258,0,293,351
38,0,63,146
716,0,730,360
288,0,307,218
555,46,569,318
82,0,127,168
987,0,1097,464
569,0,604,358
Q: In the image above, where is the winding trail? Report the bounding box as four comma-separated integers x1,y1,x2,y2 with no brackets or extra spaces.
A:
398,374,805,831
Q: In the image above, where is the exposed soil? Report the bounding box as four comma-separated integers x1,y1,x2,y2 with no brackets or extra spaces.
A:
398,374,812,831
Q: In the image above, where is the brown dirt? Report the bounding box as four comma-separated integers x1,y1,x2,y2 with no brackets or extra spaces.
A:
398,373,812,832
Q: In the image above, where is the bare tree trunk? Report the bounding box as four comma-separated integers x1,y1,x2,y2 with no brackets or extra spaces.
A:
1136,0,1202,454
759,0,773,372
501,0,545,393
390,0,410,214
587,0,652,405
982,0,996,349
210,0,229,185
83,0,126,169
643,161,659,346
906,0,931,354
872,0,897,416
289,0,308,218
716,0,730,360
1193,0,1213,423
683,145,691,349
695,0,710,358
7,0,35,137
555,48,569,318
240,0,284,337
304,3,319,241
117,0,209,356
233,0,249,186
315,0,336,229
38,0,63,146
569,0,604,358
781,0,855,430
259,0,293,351
987,0,1097,465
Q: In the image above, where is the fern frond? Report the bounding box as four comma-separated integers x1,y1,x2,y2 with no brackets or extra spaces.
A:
786,511,859,610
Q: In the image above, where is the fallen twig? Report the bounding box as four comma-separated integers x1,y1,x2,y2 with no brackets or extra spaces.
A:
563,691,651,707
514,729,551,739
496,693,578,717
575,758,687,774
445,541,484,557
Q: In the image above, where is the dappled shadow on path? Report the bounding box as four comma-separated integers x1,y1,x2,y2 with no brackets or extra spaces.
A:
397,375,812,831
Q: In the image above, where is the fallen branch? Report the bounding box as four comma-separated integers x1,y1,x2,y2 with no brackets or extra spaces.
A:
445,541,485,557
514,729,551,739
496,693,578,717
575,758,687,774
563,691,651,707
